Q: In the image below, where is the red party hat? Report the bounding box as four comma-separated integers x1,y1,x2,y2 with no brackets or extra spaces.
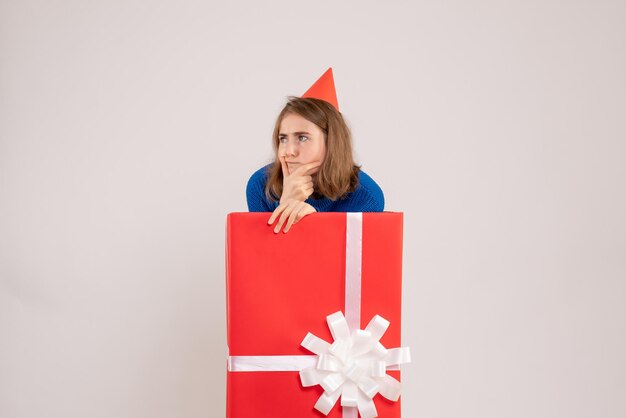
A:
301,67,339,111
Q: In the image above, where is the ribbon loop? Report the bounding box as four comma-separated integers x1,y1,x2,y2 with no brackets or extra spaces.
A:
365,315,390,342
370,360,386,377
340,382,358,407
318,353,342,371
377,374,402,402
300,367,327,387
328,311,351,342
300,311,410,417
385,347,412,366
351,330,377,357
357,392,378,418
315,389,341,415
301,332,331,355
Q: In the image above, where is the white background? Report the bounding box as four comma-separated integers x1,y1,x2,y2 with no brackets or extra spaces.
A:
1,1,625,417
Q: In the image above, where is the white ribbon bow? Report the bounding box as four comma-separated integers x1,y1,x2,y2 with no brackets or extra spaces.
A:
300,311,411,418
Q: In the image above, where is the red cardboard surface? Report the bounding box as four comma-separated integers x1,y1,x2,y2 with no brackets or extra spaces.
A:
226,212,404,418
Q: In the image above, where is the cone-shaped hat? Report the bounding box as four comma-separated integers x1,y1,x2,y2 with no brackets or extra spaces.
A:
301,67,339,111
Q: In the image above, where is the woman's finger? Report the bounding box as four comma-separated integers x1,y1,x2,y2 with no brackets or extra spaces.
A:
280,156,290,177
303,160,322,174
283,201,305,233
292,160,321,176
292,203,309,225
274,200,298,233
293,203,316,225
268,202,288,225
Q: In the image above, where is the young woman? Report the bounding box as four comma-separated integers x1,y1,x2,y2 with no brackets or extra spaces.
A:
246,68,384,233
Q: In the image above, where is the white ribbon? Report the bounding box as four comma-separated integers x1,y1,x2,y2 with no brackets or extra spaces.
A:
228,355,317,372
227,213,410,418
299,311,411,418
344,212,363,332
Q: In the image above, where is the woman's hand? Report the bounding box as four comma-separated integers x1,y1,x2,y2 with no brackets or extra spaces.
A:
268,199,317,234
279,157,321,204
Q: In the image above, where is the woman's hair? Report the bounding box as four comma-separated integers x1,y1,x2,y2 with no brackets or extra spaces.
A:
265,96,361,202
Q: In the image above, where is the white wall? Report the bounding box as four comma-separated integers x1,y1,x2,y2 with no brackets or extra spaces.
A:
1,1,625,417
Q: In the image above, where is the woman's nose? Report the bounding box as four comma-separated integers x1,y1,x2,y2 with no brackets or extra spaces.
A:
285,141,298,156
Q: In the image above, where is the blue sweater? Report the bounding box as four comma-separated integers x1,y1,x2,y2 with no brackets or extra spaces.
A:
246,164,385,212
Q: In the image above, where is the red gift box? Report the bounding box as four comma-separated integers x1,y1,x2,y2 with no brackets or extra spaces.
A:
226,212,407,418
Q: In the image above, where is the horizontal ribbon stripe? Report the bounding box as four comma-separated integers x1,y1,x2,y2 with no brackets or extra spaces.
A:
228,355,318,372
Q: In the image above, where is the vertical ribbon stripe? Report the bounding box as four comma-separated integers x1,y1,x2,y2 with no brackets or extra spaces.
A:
344,212,363,332
343,212,363,418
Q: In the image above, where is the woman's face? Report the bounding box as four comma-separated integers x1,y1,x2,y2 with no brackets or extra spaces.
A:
277,112,326,175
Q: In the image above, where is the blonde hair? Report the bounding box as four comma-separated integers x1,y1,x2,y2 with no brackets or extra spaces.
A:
265,96,361,202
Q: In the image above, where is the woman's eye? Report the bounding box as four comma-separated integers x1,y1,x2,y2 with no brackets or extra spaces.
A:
278,136,307,143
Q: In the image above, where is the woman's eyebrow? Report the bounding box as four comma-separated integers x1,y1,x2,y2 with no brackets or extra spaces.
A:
278,131,311,136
